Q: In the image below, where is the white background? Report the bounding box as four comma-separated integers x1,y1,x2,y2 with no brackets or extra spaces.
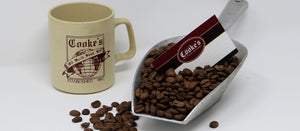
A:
0,0,300,130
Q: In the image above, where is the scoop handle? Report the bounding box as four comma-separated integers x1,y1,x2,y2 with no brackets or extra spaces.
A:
218,0,248,31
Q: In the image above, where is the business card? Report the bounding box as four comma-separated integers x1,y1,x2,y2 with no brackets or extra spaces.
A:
151,15,237,72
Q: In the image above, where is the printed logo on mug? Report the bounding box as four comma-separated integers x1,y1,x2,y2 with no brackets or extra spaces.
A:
49,2,136,94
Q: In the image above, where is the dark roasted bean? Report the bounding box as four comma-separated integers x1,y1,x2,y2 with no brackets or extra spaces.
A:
82,109,90,115
69,110,80,116
134,105,144,113
91,100,101,108
209,121,219,128
72,116,82,123
81,122,90,128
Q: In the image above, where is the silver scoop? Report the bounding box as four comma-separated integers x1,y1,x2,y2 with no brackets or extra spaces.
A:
131,0,249,125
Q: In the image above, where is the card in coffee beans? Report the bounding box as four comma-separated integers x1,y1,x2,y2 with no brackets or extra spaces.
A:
152,15,238,73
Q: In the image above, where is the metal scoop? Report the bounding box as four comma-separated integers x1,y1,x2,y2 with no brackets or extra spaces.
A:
132,0,249,125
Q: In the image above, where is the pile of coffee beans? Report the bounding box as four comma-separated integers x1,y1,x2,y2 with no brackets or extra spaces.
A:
69,100,139,131
134,43,238,121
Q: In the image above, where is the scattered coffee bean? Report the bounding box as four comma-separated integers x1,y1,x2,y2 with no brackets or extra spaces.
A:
111,102,119,107
81,122,90,128
91,100,101,108
90,113,98,117
134,43,239,121
96,108,107,117
69,110,80,116
84,128,93,131
103,105,113,111
72,116,82,123
89,117,100,124
93,122,103,130
209,121,219,128
82,109,90,115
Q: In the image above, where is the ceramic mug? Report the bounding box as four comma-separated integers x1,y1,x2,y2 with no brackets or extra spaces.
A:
48,2,136,94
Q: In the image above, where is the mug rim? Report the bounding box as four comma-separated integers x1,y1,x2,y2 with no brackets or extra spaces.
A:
48,2,114,24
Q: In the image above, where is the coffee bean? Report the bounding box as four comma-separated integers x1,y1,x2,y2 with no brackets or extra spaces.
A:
209,85,217,90
209,121,219,128
81,122,90,128
204,65,211,69
93,122,104,129
148,71,157,80
103,105,113,111
90,113,98,117
96,108,107,117
231,61,238,67
177,108,187,113
156,91,164,100
122,127,130,131
157,103,168,109
111,102,119,107
189,98,199,106
82,109,90,115
131,115,139,121
144,58,154,67
134,105,145,113
168,108,179,115
153,82,160,88
184,102,194,111
150,104,157,115
196,92,204,98
166,77,176,83
175,101,185,108
175,74,184,82
165,68,176,77
72,116,82,123
205,67,215,72
161,82,171,87
140,92,149,100
144,82,153,90
174,114,185,120
201,81,211,88
165,111,173,119
145,103,150,114
104,113,116,123
200,79,210,85
91,100,101,108
184,81,198,90
89,117,100,124
135,88,143,97
157,110,165,117
192,69,199,76
84,128,93,131
160,98,170,104
149,49,159,56
69,110,80,116
182,68,193,76
129,127,137,131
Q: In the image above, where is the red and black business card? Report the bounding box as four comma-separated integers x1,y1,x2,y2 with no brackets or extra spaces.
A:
152,15,238,72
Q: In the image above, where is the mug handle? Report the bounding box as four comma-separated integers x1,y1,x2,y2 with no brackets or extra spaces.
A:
114,18,136,63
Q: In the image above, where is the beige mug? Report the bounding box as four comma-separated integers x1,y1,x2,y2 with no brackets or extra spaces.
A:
48,2,136,94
